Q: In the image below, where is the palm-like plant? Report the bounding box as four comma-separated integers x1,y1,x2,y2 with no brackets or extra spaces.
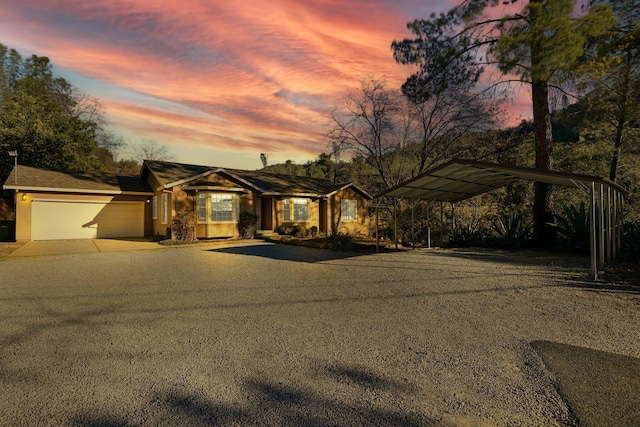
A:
491,211,533,247
552,202,590,253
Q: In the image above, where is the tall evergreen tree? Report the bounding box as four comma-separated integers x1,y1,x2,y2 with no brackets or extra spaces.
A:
578,0,640,183
392,0,615,246
0,44,105,176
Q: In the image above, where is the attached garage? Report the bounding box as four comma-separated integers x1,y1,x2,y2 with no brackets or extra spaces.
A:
31,200,145,240
3,165,154,241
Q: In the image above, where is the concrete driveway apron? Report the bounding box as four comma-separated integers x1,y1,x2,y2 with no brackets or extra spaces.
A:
8,239,161,257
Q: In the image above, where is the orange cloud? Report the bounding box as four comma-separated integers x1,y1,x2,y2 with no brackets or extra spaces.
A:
0,0,527,167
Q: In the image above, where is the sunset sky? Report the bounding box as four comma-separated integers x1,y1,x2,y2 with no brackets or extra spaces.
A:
0,0,532,169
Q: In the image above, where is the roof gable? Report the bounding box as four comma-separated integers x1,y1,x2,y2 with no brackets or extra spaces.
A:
142,160,212,187
142,160,361,197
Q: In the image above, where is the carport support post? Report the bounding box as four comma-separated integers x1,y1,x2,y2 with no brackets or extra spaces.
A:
606,186,612,264
617,193,624,254
590,182,598,280
599,183,605,267
394,201,398,250
612,190,617,261
451,203,456,243
427,201,431,249
375,199,380,253
412,200,416,249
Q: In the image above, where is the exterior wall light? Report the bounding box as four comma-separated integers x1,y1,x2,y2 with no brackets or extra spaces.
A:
21,193,27,201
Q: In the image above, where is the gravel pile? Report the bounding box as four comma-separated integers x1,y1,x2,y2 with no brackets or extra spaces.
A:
1,242,638,426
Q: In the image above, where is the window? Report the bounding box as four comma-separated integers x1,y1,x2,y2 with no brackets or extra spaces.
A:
161,194,168,223
283,198,309,221
210,193,233,222
341,199,357,221
197,193,207,222
152,196,158,219
293,198,308,221
283,199,291,221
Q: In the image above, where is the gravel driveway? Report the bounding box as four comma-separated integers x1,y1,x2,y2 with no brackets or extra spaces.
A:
1,241,638,426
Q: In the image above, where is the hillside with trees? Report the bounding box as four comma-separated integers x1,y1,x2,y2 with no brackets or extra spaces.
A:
262,0,638,259
1,0,638,260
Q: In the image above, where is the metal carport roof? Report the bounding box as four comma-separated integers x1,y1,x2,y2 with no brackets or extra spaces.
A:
377,158,627,201
375,159,628,280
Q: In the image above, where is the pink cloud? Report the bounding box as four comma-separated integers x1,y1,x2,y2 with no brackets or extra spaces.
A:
0,0,528,167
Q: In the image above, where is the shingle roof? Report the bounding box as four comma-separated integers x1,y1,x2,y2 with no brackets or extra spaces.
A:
142,160,212,186
143,160,370,198
224,169,345,195
3,165,153,194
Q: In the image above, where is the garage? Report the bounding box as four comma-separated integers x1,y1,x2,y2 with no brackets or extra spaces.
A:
31,200,145,241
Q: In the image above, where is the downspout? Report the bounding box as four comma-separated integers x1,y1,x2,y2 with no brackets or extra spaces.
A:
13,189,18,242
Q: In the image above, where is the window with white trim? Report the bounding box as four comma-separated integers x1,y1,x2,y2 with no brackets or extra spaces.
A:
161,193,168,223
210,193,233,222
283,198,310,222
283,198,309,221
293,198,308,221
196,193,235,223
341,199,357,221
283,199,291,221
197,193,207,222
152,196,158,219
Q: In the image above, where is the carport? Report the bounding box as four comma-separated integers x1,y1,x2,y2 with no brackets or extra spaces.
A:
375,159,628,279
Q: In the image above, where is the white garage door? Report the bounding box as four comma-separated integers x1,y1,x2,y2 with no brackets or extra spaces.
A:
32,200,144,240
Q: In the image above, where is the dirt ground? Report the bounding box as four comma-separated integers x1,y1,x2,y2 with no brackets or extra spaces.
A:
1,242,639,426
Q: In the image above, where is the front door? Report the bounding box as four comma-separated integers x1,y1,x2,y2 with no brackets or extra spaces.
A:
319,198,327,233
260,197,273,230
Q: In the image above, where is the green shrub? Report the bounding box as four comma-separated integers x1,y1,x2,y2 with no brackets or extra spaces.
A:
310,226,318,238
326,227,353,251
276,225,294,235
239,211,258,239
621,221,640,260
490,211,532,247
171,212,197,242
445,227,490,248
293,225,308,238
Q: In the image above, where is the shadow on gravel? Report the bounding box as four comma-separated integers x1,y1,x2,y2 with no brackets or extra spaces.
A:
208,242,365,263
323,363,418,394
561,279,640,295
427,248,589,269
71,414,131,427
71,364,435,426
532,340,640,427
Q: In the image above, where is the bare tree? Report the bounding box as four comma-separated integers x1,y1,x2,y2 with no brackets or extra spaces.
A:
132,139,176,163
328,76,414,191
260,153,268,168
97,130,126,161
407,82,502,175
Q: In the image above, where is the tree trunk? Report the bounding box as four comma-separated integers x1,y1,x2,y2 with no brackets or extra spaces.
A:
531,78,555,247
610,53,631,183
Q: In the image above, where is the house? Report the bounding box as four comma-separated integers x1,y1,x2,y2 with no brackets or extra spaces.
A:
3,160,371,241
